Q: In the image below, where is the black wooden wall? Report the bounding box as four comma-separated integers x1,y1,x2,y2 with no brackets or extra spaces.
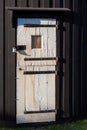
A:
0,0,86,124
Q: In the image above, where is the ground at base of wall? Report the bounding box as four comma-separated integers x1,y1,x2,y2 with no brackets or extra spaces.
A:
0,119,87,130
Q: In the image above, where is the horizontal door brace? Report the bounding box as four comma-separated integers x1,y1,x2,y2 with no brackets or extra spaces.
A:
24,57,57,61
24,110,55,114
24,71,56,75
24,24,56,27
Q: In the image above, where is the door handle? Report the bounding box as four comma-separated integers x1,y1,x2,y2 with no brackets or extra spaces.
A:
16,45,26,51
12,45,26,53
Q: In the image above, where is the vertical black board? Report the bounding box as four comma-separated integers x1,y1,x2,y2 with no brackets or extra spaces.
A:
60,0,63,7
58,18,64,118
44,0,50,7
63,22,70,118
5,0,15,6
56,20,60,120
61,0,70,118
82,0,87,115
81,0,86,116
0,0,4,120
5,0,16,121
27,0,33,7
82,0,85,114
69,0,73,117
78,0,83,115
33,0,39,7
17,0,27,7
78,24,82,114
80,26,83,115
52,0,55,7
63,0,69,8
40,0,44,7
49,0,53,7
55,0,60,7
72,0,79,116
72,25,79,116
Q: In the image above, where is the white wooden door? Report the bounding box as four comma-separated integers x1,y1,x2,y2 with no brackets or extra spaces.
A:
16,18,57,124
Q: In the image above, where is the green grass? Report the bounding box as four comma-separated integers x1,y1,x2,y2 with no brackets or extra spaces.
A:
1,119,87,130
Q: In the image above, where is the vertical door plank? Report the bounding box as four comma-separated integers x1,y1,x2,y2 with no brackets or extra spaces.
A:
17,70,25,115
39,67,48,110
47,27,56,57
24,27,32,55
34,70,40,110
26,74,39,111
25,67,39,112
34,27,41,58
17,21,27,122
47,73,55,110
39,27,48,57
29,28,36,57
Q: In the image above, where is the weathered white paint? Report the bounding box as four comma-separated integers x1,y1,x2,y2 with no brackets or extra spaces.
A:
16,19,57,124
25,60,56,66
40,20,56,25
17,112,55,124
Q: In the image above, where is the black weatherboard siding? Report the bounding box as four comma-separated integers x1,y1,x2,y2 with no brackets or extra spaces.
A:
0,0,86,125
0,0,4,120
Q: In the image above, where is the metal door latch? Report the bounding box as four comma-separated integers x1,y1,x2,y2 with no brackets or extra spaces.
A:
12,45,26,53
12,47,17,53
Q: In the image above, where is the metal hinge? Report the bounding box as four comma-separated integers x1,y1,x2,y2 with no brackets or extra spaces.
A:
56,21,59,29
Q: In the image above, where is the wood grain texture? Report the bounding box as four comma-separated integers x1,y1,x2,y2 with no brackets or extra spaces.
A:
0,0,84,124
17,19,56,123
17,112,55,123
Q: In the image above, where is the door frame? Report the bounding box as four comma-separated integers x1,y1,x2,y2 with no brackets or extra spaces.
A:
11,9,64,123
